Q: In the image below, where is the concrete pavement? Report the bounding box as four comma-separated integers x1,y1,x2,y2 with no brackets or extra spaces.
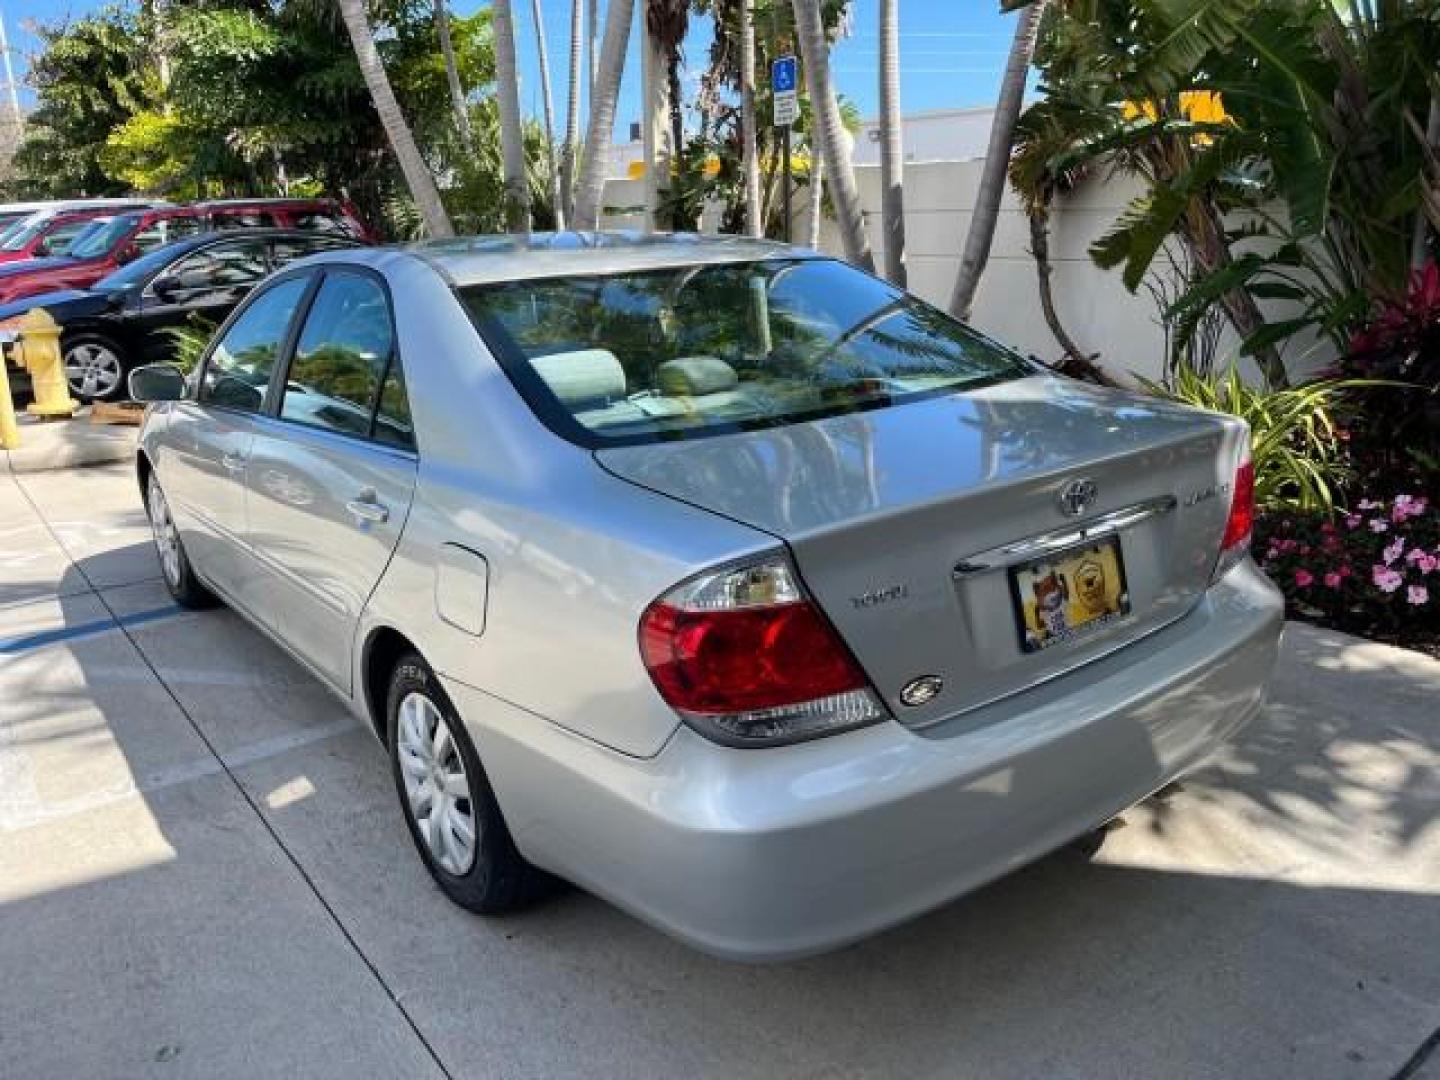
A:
1,462,1437,1079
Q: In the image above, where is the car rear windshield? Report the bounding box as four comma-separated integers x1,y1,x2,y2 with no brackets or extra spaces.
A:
65,216,137,259
458,257,1030,447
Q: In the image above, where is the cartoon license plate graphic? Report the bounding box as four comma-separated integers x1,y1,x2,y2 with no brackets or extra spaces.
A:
1010,536,1131,653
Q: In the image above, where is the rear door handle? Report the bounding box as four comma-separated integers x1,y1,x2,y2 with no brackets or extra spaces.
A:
345,496,390,525
221,451,247,474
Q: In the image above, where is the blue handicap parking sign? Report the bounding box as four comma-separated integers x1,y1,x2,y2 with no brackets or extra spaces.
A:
772,56,797,93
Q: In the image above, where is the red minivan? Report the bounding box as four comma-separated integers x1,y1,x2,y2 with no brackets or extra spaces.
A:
0,199,374,305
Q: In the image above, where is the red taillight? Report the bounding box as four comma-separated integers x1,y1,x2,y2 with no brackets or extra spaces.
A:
1222,459,1255,553
1213,452,1255,582
639,556,885,746
641,601,867,714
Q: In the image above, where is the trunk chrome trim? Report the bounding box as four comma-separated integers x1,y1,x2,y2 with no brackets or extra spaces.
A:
952,495,1178,578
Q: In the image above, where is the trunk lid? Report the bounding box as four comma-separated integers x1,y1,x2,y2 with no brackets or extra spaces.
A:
597,376,1247,728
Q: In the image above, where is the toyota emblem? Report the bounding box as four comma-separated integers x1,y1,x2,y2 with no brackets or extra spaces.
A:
1057,477,1098,517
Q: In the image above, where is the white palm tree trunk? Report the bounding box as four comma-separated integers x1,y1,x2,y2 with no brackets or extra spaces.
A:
494,0,533,232
337,0,453,238
791,0,874,271
877,0,905,285
435,0,474,154
740,0,762,237
950,1,1045,319
562,0,584,223
531,0,565,228
805,140,825,248
572,0,635,230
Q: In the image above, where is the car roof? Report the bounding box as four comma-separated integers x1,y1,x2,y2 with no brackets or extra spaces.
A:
190,197,341,210
380,231,821,287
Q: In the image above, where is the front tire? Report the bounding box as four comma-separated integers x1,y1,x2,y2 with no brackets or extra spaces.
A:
388,653,534,914
146,474,215,609
63,333,130,403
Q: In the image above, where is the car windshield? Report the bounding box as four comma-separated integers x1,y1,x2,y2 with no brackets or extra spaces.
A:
0,216,52,251
65,215,137,259
459,257,1030,447
94,241,192,289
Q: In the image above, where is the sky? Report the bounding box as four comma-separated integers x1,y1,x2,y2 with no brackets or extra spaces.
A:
3,0,1021,133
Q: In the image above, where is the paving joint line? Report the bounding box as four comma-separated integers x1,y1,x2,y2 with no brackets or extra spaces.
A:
10,476,457,1080
1393,1023,1440,1080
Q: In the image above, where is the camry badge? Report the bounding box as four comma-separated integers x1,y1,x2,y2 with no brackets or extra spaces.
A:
1057,477,1098,517
899,675,944,707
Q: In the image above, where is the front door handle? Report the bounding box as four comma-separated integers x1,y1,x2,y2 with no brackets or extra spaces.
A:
221,451,247,474
345,495,390,525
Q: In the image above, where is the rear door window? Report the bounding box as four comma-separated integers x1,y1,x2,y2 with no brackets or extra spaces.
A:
133,217,201,253
278,271,408,446
198,275,312,413
214,210,278,230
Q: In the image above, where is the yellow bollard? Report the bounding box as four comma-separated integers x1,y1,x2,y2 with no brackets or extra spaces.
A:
13,308,77,419
0,336,19,449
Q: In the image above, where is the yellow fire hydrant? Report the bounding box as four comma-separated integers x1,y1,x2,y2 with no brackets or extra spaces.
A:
12,308,77,419
0,334,19,450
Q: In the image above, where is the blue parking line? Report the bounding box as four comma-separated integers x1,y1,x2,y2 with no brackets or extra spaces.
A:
0,603,184,656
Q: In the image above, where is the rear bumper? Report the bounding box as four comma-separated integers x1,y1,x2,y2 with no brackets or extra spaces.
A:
447,560,1284,961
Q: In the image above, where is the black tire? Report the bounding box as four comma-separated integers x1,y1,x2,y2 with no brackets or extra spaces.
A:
62,332,131,403
387,653,534,914
145,473,216,609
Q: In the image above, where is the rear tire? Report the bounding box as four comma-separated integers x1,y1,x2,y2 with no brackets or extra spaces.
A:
387,653,534,914
146,474,215,609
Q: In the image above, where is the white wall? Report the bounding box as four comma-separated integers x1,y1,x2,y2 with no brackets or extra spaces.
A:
852,107,997,166
601,159,1333,386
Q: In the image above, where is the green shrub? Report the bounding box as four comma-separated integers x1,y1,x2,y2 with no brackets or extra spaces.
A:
1139,362,1362,514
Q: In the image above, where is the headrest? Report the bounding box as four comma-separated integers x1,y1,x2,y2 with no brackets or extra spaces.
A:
530,348,627,406
656,356,739,397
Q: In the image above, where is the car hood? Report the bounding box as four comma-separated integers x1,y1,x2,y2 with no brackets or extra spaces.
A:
0,289,112,323
0,256,85,280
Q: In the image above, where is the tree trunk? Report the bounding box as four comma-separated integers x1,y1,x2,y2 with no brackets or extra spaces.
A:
572,0,635,230
1185,201,1289,389
877,0,905,286
561,0,584,223
531,0,565,228
791,0,874,272
1029,204,1112,384
493,0,532,232
740,0,762,237
640,6,668,231
588,0,599,104
338,0,453,238
1411,95,1440,270
950,0,1043,319
805,140,825,248
434,0,474,154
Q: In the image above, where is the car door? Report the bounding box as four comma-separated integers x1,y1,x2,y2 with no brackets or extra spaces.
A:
163,273,316,612
244,268,418,691
136,236,272,365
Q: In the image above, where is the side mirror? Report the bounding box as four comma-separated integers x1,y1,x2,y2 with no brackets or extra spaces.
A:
128,363,186,402
151,274,181,300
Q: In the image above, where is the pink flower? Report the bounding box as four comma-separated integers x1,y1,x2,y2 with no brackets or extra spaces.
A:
1383,538,1405,565
1369,519,1390,533
1358,498,1381,510
1373,566,1404,593
1407,585,1429,606
1293,569,1314,588
1324,571,1343,590
1340,563,1354,578
1418,553,1438,575
1345,514,1363,530
1392,494,1429,522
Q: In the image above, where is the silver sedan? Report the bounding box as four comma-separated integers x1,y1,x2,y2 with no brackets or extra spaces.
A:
130,233,1284,961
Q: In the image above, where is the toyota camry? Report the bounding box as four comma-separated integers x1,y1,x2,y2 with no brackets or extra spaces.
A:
129,233,1284,960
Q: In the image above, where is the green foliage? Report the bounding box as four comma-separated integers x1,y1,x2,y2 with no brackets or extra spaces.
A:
1139,361,1365,512
162,315,219,376
8,7,156,197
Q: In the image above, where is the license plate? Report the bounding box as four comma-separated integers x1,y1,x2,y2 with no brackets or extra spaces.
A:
1010,536,1131,653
